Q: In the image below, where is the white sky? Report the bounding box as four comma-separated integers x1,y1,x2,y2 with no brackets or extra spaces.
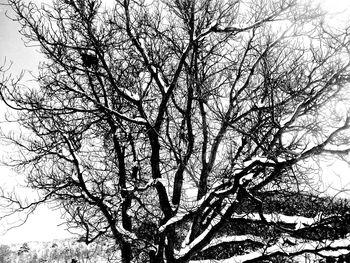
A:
0,0,350,245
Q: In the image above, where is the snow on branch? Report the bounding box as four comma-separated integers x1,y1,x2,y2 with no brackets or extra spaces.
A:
159,186,236,233
159,195,209,233
176,203,231,259
207,8,289,36
116,223,138,240
203,235,265,251
279,101,304,127
122,88,140,101
159,207,189,233
190,235,350,263
232,212,318,230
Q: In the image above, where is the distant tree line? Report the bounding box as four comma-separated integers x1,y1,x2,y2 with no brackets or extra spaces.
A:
0,239,111,263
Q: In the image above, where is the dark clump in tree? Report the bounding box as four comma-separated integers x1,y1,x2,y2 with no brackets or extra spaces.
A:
1,0,350,263
81,52,98,68
18,243,30,255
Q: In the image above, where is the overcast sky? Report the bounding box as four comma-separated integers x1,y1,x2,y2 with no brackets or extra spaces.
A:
0,0,350,245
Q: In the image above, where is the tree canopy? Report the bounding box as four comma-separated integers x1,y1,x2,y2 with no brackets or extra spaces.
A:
1,0,350,262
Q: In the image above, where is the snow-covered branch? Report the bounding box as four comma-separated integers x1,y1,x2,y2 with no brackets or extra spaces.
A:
190,236,350,263
176,203,231,259
232,212,318,230
203,235,265,251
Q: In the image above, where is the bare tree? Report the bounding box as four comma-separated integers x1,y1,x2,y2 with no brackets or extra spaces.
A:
2,0,350,262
